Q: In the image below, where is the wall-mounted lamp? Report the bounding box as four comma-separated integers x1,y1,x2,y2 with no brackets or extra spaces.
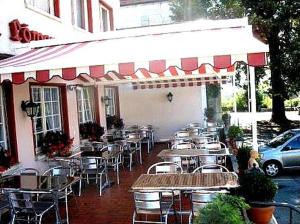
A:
167,92,173,102
67,84,82,91
101,96,111,106
21,100,39,118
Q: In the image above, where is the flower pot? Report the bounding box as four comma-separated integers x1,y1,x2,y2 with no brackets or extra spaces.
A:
247,206,275,224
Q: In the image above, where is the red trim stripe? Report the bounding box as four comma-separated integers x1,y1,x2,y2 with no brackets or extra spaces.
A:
214,55,231,68
15,43,88,66
169,66,179,76
247,53,266,66
36,70,50,82
89,65,105,78
12,72,25,84
139,68,151,78
198,64,206,74
62,67,76,80
119,62,135,75
0,49,38,66
181,57,198,71
54,0,60,17
149,60,166,74
87,0,93,33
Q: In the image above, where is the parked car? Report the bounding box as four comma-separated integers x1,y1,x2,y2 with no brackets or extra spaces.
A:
259,129,300,176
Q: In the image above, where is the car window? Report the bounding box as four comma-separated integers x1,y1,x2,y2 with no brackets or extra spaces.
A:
267,131,295,148
286,136,300,150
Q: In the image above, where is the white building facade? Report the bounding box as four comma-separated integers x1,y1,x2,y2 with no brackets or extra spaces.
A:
118,0,171,29
0,0,119,169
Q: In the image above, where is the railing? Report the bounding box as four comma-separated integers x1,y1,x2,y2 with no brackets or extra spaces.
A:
251,201,300,224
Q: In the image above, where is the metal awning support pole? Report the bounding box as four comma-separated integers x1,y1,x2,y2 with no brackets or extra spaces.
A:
249,66,258,150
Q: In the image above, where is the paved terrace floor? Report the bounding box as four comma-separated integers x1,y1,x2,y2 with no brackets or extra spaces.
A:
2,143,235,224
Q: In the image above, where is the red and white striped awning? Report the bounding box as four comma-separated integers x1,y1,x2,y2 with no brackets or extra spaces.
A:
0,18,268,85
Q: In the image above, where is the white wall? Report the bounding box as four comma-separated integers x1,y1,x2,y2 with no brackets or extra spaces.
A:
0,0,120,55
117,1,171,29
119,84,206,140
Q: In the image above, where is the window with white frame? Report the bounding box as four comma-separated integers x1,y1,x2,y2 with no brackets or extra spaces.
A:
77,87,95,124
31,86,62,149
25,0,56,15
104,87,117,116
99,3,111,32
0,87,8,149
71,0,87,29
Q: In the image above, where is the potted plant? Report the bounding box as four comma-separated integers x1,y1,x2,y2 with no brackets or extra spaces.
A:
236,146,252,172
113,117,124,129
227,125,244,152
40,131,74,158
194,194,250,224
239,172,278,224
106,115,124,130
204,107,215,123
79,122,104,141
222,112,231,127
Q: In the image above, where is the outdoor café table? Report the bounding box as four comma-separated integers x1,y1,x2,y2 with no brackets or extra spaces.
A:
0,175,79,224
131,173,239,192
157,148,230,167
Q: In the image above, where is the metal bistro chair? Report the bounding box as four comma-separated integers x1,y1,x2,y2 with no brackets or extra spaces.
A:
192,164,230,174
10,168,40,176
5,190,56,224
0,195,9,223
80,156,108,196
171,143,197,172
201,142,227,165
189,164,230,223
140,128,152,154
188,190,229,224
133,191,177,224
126,132,142,168
102,144,122,185
147,162,183,221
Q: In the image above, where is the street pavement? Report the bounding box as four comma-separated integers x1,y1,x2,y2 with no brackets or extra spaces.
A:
273,170,300,224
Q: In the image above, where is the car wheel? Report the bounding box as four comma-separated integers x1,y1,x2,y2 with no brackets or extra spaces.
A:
264,162,281,177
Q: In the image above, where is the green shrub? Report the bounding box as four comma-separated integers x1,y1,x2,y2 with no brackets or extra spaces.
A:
195,194,249,224
239,172,278,203
227,125,243,139
79,122,104,141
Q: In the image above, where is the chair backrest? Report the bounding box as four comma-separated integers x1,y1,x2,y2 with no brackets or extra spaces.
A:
192,164,230,173
174,131,190,138
191,191,218,212
127,132,140,139
134,192,162,213
80,145,94,152
190,190,228,216
205,142,222,150
10,168,40,176
43,166,73,176
147,162,183,174
171,142,195,150
81,156,105,170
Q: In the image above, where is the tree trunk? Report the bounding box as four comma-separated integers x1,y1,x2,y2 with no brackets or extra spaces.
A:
268,26,290,127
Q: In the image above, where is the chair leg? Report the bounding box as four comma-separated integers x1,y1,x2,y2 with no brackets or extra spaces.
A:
99,174,102,196
147,140,150,154
130,154,132,171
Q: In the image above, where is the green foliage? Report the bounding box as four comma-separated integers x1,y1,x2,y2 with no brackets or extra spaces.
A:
40,131,74,157
222,112,231,125
79,122,104,141
227,125,243,139
169,0,245,21
204,107,215,122
221,98,234,112
195,194,249,224
106,115,124,130
236,146,252,170
236,90,248,112
239,172,278,202
206,84,221,99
